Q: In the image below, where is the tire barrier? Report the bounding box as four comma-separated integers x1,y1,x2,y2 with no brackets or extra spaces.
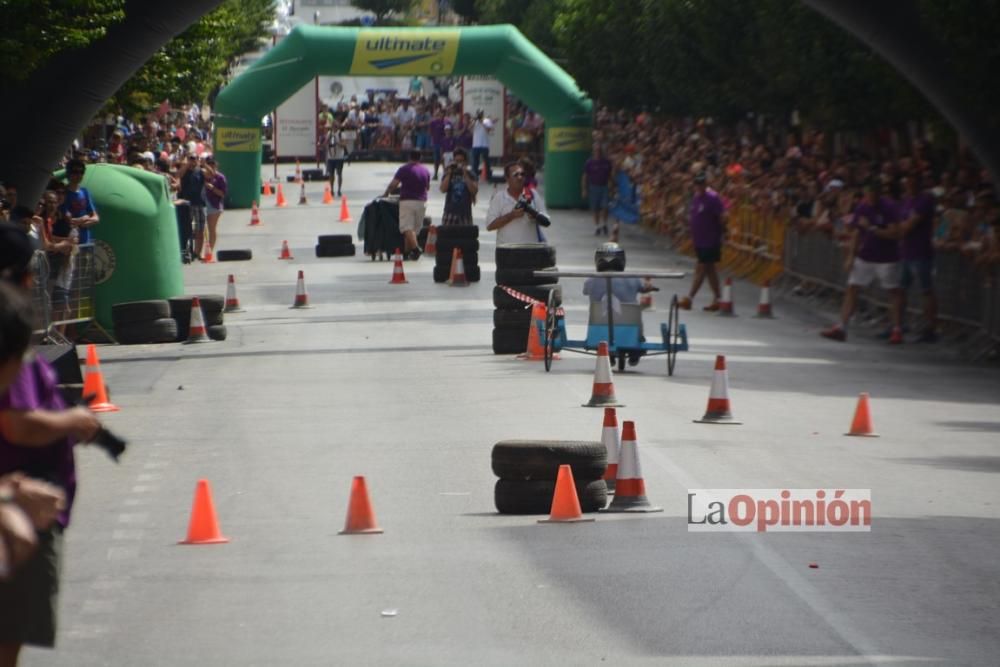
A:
490,439,608,515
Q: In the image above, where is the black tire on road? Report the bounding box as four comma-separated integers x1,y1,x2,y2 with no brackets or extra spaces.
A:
494,479,608,515
492,327,527,354
493,284,562,310
436,238,480,256
436,249,478,267
316,243,356,258
170,295,224,338
435,225,479,240
433,264,480,283
495,244,557,270
495,268,559,286
111,300,170,327
115,318,178,345
467,265,481,282
207,324,227,341
494,308,532,329
317,234,353,246
491,440,607,481
217,249,253,261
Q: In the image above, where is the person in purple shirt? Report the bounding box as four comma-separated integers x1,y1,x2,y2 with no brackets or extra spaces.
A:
429,109,446,181
898,174,938,342
821,182,905,343
680,172,726,311
202,156,227,260
582,144,613,236
0,222,102,660
383,150,431,260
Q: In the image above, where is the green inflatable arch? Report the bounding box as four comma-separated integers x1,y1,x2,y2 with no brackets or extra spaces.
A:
214,24,592,209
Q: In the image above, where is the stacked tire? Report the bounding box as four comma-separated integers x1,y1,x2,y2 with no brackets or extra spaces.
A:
316,234,356,258
491,440,608,514
492,244,559,355
169,295,227,341
112,300,177,345
432,226,481,283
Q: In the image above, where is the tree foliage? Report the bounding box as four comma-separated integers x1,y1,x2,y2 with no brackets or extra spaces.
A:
0,0,126,84
111,0,275,116
350,0,419,23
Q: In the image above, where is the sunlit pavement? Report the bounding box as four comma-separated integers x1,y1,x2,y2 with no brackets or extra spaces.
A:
25,163,1000,667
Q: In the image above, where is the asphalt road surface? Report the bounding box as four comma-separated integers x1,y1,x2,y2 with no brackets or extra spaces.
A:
23,163,1000,667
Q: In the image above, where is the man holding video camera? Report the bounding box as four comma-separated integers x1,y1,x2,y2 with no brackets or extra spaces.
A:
486,162,551,244
471,110,493,180
439,148,478,226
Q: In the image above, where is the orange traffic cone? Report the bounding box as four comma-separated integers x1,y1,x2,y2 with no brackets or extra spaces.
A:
755,280,775,318
481,161,488,182
262,180,272,197
694,355,741,424
423,225,438,255
201,242,215,264
276,183,287,207
846,392,878,437
224,274,244,313
448,248,469,286
184,296,210,344
249,201,261,226
278,240,294,260
322,184,334,205
291,270,311,309
298,182,308,205
339,476,384,534
518,301,558,361
718,277,735,316
601,407,621,493
389,249,408,284
603,421,663,513
179,479,229,545
583,341,623,407
82,344,119,412
538,465,595,523
294,158,302,184
338,195,353,222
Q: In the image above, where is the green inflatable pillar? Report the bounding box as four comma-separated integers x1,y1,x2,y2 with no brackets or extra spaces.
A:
78,164,184,330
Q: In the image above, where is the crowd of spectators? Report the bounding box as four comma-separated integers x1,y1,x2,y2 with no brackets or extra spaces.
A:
590,107,1000,268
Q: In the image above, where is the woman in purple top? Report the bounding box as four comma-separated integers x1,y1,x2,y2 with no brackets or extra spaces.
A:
202,156,227,258
679,173,726,311
0,222,102,658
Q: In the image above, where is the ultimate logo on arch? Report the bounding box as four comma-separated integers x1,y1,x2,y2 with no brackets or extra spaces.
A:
350,29,460,75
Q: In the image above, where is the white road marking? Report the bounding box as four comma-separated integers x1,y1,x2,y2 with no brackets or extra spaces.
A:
117,512,148,524
112,529,144,541
106,546,139,561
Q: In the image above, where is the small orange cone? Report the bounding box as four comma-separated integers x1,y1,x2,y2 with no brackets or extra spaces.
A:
718,277,735,316
184,296,210,344
583,341,623,407
339,476,384,534
846,392,878,437
389,249,408,284
82,344,119,412
602,421,663,513
291,270,311,309
538,465,595,523
694,355,741,424
249,201,261,226
224,274,244,313
518,301,557,361
262,180,272,197
322,184,334,205
201,242,215,264
179,479,229,545
278,240,294,260
294,158,302,184
298,182,308,205
275,183,287,207
338,195,353,222
481,161,488,182
423,225,438,255
755,280,775,318
448,248,469,286
601,407,620,493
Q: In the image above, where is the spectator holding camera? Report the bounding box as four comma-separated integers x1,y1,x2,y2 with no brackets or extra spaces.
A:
487,162,550,244
439,148,478,226
471,110,493,180
0,223,102,666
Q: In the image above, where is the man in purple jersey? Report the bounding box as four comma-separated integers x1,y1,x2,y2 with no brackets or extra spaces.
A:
383,150,430,260
898,174,938,342
821,182,905,344
429,108,446,181
680,172,726,311
582,144,613,236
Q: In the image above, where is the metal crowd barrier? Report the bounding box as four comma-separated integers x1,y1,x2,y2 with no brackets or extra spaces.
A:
29,243,106,344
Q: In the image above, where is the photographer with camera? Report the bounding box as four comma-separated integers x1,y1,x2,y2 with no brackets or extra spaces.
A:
486,162,551,244
439,148,478,226
471,110,493,181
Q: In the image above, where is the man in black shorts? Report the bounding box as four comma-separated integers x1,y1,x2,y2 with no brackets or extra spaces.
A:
679,172,725,311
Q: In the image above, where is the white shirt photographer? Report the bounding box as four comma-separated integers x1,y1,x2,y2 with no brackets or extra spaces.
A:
487,186,548,245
